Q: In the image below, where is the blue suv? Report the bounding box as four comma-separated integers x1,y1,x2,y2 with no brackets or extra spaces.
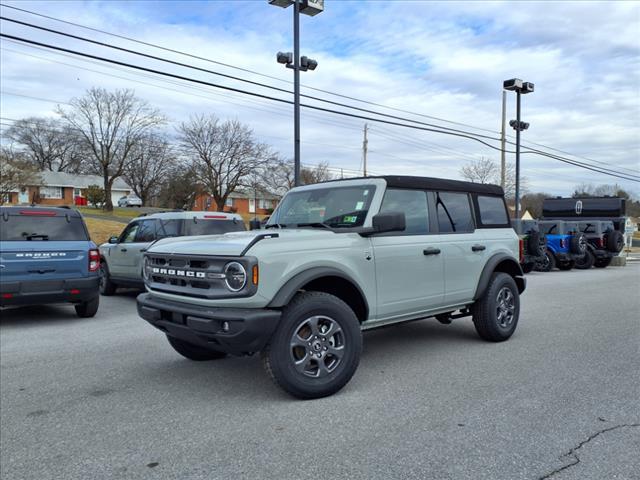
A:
536,220,587,272
0,206,100,317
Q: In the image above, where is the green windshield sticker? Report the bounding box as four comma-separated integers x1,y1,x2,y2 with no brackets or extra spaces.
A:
355,201,364,210
343,215,358,223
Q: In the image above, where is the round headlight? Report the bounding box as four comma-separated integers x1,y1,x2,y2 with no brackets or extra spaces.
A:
224,262,246,292
142,256,150,281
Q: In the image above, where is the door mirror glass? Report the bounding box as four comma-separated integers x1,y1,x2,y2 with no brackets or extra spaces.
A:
372,212,406,233
108,236,119,244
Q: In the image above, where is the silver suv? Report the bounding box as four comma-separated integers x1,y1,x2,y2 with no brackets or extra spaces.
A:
99,211,245,295
137,176,525,398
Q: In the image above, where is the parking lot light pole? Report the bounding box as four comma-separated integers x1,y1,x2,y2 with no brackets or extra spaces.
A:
503,78,534,219
269,0,323,187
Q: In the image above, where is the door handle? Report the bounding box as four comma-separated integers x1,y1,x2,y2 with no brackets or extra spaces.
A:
423,248,441,256
120,248,127,252
472,245,486,252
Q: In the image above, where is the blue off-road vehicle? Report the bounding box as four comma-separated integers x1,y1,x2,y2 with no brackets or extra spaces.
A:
535,220,587,272
0,206,100,317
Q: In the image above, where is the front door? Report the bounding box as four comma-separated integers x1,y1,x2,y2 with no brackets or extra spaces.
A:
370,188,444,321
18,188,29,204
249,198,256,214
108,220,155,280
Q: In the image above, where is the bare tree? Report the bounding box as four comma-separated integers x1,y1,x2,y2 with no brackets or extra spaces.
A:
301,162,333,185
460,157,498,184
459,157,526,200
0,147,41,204
520,192,552,219
156,163,199,210
122,134,174,205
6,117,84,172
178,114,273,210
261,158,334,197
57,88,166,211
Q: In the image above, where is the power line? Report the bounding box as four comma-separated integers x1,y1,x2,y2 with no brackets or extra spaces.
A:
0,2,502,136
2,34,638,182
3,3,636,177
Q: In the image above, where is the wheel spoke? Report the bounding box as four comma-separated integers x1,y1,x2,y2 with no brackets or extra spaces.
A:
293,354,312,374
322,321,342,340
327,344,345,360
306,316,321,337
316,359,332,378
290,334,309,350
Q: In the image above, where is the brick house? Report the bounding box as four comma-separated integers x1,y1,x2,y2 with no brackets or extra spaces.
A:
193,190,279,216
2,171,132,206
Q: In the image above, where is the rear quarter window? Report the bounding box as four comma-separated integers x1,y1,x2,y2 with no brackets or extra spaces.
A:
0,214,89,241
185,219,246,235
476,195,510,227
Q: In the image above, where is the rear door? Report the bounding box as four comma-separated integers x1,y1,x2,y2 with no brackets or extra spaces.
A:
371,188,444,320
0,210,90,283
434,191,486,305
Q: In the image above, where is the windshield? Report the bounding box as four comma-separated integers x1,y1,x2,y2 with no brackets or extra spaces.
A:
0,215,89,241
269,185,376,228
186,219,246,235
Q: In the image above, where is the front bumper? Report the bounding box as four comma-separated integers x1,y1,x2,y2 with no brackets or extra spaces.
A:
137,293,281,355
0,276,99,306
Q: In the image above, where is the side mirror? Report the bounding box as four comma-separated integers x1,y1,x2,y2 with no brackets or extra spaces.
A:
249,219,262,231
372,212,406,233
108,236,119,244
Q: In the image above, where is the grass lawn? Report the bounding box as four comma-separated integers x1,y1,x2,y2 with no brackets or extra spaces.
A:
77,206,142,219
84,217,126,246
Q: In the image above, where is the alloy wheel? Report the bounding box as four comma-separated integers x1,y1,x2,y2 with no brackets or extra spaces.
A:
289,315,345,378
496,287,516,328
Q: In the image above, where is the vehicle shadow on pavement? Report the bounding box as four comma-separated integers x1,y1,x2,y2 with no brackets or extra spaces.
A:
0,305,88,327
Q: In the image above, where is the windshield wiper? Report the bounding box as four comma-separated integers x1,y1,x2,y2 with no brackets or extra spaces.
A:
265,223,287,229
295,222,332,230
25,234,49,241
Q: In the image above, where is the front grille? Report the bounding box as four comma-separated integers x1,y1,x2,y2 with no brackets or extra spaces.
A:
145,253,257,300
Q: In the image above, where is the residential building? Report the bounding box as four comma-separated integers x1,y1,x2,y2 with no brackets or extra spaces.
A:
2,171,132,206
193,190,279,216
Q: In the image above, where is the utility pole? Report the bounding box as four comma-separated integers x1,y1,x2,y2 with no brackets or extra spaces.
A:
515,90,521,219
362,123,368,177
500,90,506,190
292,0,301,186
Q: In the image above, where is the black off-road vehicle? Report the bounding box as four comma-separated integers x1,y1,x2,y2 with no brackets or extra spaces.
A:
574,220,624,269
511,219,546,273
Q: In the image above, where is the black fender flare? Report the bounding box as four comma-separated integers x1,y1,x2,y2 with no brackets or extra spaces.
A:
268,267,369,316
473,253,525,300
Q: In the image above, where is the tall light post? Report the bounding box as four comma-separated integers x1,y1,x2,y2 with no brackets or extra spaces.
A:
269,0,323,187
503,78,534,219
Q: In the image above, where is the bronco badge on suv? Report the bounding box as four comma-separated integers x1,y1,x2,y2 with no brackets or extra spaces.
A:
137,176,525,398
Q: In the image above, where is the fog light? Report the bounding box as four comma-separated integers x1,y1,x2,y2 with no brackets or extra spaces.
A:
222,321,230,332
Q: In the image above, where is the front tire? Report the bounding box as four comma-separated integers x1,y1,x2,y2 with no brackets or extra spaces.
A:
261,291,362,399
594,257,612,268
75,296,99,318
472,272,520,342
574,250,594,270
166,335,227,361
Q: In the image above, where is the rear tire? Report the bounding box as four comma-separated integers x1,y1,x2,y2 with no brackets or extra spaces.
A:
557,261,575,271
472,272,520,342
99,263,117,296
594,257,612,268
574,250,594,270
166,335,227,361
522,262,535,274
606,230,624,253
75,296,99,318
261,291,362,399
535,250,555,272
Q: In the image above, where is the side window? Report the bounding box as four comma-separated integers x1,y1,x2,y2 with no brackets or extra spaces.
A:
379,189,429,235
135,220,156,243
120,222,139,243
156,219,182,239
436,192,474,233
477,195,509,226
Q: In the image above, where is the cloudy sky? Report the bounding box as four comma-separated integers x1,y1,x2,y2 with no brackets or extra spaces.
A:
1,0,639,196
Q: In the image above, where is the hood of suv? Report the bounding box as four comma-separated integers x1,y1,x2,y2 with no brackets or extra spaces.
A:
148,229,339,257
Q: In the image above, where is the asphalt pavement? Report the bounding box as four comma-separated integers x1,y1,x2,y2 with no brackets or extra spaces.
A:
1,264,639,480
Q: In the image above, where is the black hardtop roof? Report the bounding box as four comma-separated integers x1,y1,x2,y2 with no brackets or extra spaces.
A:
322,175,504,196
0,205,82,217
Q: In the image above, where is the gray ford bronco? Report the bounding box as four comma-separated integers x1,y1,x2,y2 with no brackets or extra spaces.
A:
137,176,525,398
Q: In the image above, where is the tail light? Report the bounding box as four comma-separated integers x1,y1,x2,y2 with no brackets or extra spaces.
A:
519,239,524,263
596,237,603,248
89,249,100,272
20,210,56,216
559,239,565,249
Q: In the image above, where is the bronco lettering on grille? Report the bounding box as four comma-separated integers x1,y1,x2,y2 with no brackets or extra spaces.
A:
152,267,205,278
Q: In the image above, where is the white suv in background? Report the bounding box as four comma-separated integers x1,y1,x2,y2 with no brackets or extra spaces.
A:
118,194,143,207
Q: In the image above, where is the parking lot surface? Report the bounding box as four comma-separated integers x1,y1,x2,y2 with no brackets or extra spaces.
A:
1,264,639,480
